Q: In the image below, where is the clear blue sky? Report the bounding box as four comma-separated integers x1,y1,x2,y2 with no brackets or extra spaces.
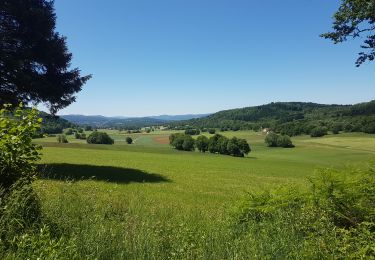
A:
50,0,373,117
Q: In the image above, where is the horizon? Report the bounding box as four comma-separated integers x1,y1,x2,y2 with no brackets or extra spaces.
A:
59,99,372,118
39,0,373,117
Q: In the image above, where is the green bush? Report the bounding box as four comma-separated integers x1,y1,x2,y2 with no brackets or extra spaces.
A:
126,137,133,144
276,135,294,148
0,104,42,190
265,132,294,148
265,132,279,147
57,134,68,143
208,128,216,134
310,127,327,137
233,165,375,258
87,131,114,145
0,104,45,255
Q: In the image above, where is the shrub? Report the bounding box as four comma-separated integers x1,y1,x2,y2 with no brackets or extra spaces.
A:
0,104,42,190
57,134,69,143
126,137,133,144
310,127,327,137
64,128,74,135
87,132,114,144
265,132,279,147
195,135,209,152
233,165,375,258
331,123,342,134
265,133,294,148
208,129,216,134
0,104,44,252
276,135,294,148
363,121,375,134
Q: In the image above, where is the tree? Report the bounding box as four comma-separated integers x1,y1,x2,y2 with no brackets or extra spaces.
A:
57,134,68,143
265,132,279,147
87,132,114,145
310,127,327,137
185,129,200,135
208,134,224,153
322,0,375,66
169,133,195,151
237,138,251,154
126,137,133,144
195,135,209,152
276,135,294,148
0,0,91,114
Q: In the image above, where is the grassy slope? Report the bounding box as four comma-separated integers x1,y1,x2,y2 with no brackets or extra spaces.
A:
29,131,375,258
35,131,375,219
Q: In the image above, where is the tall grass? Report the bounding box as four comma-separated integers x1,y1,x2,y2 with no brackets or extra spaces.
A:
1,164,374,259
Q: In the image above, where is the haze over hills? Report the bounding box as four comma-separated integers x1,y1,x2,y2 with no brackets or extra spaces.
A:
60,113,210,127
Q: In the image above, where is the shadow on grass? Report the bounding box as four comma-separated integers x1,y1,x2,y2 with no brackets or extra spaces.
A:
38,163,170,184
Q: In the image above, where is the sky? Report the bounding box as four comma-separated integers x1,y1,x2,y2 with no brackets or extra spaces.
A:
48,0,374,117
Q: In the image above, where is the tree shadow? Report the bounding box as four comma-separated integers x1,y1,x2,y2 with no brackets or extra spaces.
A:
38,163,170,184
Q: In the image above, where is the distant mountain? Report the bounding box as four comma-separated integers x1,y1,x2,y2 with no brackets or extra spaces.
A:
61,113,211,127
148,114,211,121
60,114,166,128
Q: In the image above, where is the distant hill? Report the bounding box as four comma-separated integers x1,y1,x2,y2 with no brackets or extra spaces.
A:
61,113,210,128
169,100,375,135
61,115,166,128
37,111,75,135
149,114,211,121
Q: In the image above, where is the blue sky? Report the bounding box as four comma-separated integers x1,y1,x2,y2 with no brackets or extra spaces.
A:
50,0,373,116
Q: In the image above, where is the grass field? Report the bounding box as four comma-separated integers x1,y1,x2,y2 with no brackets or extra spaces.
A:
29,131,375,258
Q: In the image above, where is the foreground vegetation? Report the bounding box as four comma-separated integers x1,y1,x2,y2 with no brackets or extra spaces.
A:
1,113,375,258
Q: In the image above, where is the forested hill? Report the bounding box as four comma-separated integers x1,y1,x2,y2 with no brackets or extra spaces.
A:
169,100,375,136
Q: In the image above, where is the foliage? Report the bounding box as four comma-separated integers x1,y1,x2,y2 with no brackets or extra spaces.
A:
0,105,45,256
321,0,375,66
126,137,133,144
57,134,68,143
207,134,251,157
208,128,216,134
185,128,200,135
169,133,195,151
310,126,327,137
87,131,114,145
265,132,294,148
74,132,86,140
233,165,375,258
169,101,375,136
0,104,42,190
0,0,91,114
64,128,74,135
195,135,209,152
265,132,279,147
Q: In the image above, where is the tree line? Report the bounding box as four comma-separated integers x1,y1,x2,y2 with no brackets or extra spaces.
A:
169,133,251,157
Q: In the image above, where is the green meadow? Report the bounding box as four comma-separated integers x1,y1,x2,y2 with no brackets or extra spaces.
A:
24,131,375,258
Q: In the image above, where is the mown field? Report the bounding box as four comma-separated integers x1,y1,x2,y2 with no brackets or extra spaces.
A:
29,131,375,259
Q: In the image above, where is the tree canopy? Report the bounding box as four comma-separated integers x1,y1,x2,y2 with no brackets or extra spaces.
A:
0,0,91,114
322,0,375,66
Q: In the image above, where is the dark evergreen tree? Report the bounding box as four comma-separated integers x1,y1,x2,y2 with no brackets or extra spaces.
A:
0,0,91,114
